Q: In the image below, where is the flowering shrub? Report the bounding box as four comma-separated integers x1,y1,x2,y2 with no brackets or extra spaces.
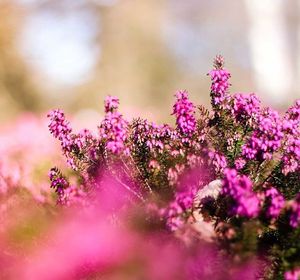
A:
12,56,300,279
0,113,61,202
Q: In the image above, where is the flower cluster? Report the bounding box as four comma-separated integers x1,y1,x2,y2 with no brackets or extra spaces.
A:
290,193,300,228
208,55,231,107
49,167,70,203
47,109,79,169
47,109,97,169
235,157,246,170
282,136,300,175
172,90,196,136
104,95,119,113
46,56,300,278
162,189,195,231
49,167,85,206
130,119,175,158
264,187,285,219
283,100,300,135
208,150,227,174
99,96,128,155
221,169,260,218
48,109,73,152
226,132,242,153
242,108,283,161
232,93,260,126
282,100,300,175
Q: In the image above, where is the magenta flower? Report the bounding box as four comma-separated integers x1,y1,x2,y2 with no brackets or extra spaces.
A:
290,193,300,228
208,150,227,174
282,135,300,175
235,158,246,170
285,268,300,280
47,109,80,169
232,93,260,126
282,100,300,175
99,96,128,155
264,187,285,219
242,108,283,161
49,167,69,204
44,57,300,278
222,169,260,218
131,118,170,154
48,109,73,152
283,99,300,135
104,95,119,113
208,55,231,108
172,90,196,136
162,186,196,231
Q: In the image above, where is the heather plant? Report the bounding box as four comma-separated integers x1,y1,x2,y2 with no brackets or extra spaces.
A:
47,56,300,279
0,113,62,202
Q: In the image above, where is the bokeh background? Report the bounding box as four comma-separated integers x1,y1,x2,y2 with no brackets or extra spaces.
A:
0,2,300,273
1,0,300,124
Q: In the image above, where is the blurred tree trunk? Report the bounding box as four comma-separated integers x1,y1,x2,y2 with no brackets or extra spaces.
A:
0,1,41,121
244,0,292,107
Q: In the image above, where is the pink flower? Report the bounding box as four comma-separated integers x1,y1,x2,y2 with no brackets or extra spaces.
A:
290,193,300,228
104,95,119,113
222,169,260,218
208,150,227,173
242,108,283,161
281,100,300,174
172,90,196,136
232,93,260,126
235,158,246,170
265,187,285,219
285,268,300,280
208,55,231,108
99,97,128,155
